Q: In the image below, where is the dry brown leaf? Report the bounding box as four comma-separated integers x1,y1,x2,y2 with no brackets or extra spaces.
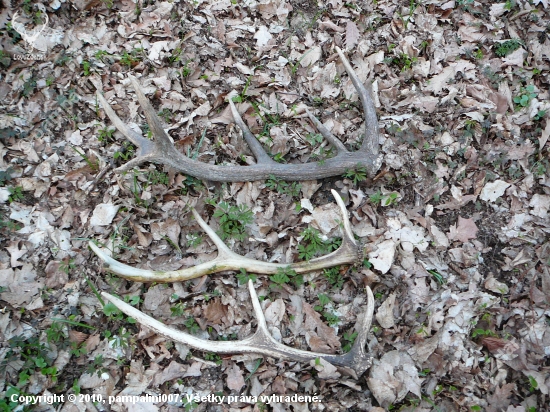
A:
487,383,515,412
226,363,245,391
204,299,228,325
303,302,341,352
345,21,359,50
447,217,478,243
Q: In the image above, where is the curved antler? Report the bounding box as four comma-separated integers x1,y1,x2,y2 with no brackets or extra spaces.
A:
89,190,364,282
95,47,381,182
101,280,375,377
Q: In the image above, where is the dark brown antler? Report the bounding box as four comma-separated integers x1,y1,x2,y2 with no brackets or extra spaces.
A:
95,47,381,182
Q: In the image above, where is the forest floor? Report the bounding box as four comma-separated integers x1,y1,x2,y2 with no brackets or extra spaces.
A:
0,0,549,411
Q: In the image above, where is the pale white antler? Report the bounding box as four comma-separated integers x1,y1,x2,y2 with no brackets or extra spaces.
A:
89,190,364,282
95,47,381,182
101,279,375,377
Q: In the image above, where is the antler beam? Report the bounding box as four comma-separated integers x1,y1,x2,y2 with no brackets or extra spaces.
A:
95,47,381,182
101,280,375,377
89,190,363,282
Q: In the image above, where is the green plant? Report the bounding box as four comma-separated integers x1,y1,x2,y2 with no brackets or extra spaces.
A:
369,191,383,205
82,60,91,76
71,146,99,171
146,170,169,186
171,302,186,317
236,268,257,285
204,352,222,365
59,258,76,275
343,165,367,185
513,85,537,108
184,317,200,334
314,294,340,326
495,39,523,57
21,77,37,97
113,141,135,161
213,201,253,241
94,49,112,62
158,108,173,122
265,175,301,198
342,330,357,352
270,266,303,289
428,269,446,285
533,110,546,121
528,375,538,392
385,53,418,71
181,60,193,77
8,186,23,203
0,50,10,68
297,226,341,260
471,328,496,338
86,355,107,377
97,126,116,143
120,48,144,67
103,301,122,317
186,233,203,248
0,168,13,186
323,266,344,289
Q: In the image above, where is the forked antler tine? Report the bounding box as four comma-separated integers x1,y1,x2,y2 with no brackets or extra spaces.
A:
100,279,375,376
89,190,362,283
228,100,277,165
304,108,348,153
334,47,380,158
95,90,156,156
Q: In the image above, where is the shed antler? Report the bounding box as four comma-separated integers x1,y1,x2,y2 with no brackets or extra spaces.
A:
89,190,364,282
96,47,381,182
91,190,375,376
101,280,374,377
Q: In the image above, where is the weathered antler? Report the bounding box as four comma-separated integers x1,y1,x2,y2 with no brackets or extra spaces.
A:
101,280,375,377
95,47,381,182
89,190,363,282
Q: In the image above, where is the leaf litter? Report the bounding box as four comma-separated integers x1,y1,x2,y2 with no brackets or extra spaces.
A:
0,0,549,411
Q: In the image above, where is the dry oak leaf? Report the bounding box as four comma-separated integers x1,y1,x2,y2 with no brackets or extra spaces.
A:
226,363,245,391
204,299,228,325
486,383,515,412
345,21,359,50
447,217,478,243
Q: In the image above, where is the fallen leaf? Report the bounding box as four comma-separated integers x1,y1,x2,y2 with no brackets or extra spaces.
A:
480,180,510,202
90,203,120,226
447,217,478,243
368,351,422,407
368,240,396,274
226,363,245,391
345,21,359,50
376,293,396,329
310,357,341,379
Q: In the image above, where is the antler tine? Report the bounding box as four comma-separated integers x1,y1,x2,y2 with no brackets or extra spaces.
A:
334,47,380,161
228,99,277,165
89,190,362,283
95,49,381,182
100,279,374,377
